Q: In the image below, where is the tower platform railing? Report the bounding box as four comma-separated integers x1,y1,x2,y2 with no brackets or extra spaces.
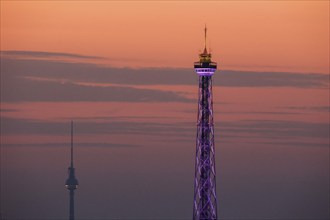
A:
194,62,217,69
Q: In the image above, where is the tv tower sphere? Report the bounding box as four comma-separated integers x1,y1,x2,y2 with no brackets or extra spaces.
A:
193,26,218,220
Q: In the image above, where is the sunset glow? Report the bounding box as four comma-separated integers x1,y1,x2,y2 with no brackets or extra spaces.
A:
1,1,329,72
1,1,329,220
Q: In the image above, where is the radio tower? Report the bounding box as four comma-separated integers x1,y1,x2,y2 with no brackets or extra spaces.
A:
193,26,218,220
65,121,79,220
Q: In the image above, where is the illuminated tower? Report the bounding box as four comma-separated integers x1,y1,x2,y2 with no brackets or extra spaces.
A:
65,121,79,220
193,26,218,220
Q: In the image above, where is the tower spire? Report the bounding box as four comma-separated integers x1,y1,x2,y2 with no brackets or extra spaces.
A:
204,24,207,54
71,121,73,168
199,25,212,63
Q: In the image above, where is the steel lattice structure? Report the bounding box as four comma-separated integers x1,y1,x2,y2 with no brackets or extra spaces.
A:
193,26,218,220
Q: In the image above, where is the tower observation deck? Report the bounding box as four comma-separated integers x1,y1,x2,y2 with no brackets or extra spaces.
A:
65,121,78,220
193,26,218,220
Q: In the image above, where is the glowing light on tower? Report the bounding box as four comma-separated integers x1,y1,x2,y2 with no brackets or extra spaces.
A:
65,121,79,220
193,26,218,220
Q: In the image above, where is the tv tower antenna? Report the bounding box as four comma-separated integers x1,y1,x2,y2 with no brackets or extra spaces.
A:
65,121,79,220
193,26,218,220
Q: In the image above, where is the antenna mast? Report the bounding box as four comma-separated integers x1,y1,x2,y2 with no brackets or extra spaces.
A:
71,121,74,168
66,121,79,220
204,24,207,52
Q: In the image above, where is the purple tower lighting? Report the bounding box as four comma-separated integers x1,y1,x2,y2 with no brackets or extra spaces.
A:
193,26,218,220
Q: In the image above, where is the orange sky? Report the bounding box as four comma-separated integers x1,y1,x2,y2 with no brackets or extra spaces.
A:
1,1,329,73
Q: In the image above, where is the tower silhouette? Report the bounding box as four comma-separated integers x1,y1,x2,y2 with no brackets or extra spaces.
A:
193,26,218,220
65,121,79,220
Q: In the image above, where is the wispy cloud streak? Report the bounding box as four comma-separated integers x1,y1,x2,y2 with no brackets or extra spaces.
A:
0,50,103,60
2,117,328,147
1,54,328,89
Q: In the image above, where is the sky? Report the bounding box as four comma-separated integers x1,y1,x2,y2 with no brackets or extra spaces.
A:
0,1,329,220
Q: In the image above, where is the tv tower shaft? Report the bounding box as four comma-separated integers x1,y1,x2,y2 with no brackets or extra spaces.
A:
65,121,78,220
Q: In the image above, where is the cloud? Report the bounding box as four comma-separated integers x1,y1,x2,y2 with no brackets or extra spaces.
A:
1,54,328,90
220,111,303,115
0,65,192,103
0,117,193,137
1,79,192,103
2,117,328,148
0,108,17,112
283,105,330,112
1,142,139,148
217,70,328,88
219,120,329,140
241,140,328,148
0,50,103,60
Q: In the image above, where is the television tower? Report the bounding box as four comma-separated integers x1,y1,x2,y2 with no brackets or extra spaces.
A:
65,121,79,220
193,26,218,220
